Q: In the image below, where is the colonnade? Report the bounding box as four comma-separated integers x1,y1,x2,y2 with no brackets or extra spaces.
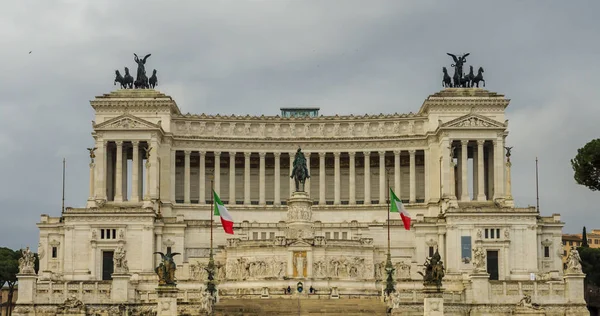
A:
172,150,428,206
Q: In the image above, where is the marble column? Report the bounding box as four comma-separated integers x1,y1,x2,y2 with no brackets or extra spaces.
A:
199,151,206,204
493,136,505,200
319,152,326,205
244,152,251,205
121,143,128,201
274,152,281,205
259,152,266,205
334,152,341,205
170,149,176,202
477,140,486,201
88,161,95,201
184,150,191,203
114,141,124,202
364,151,371,205
229,152,236,204
394,150,401,196
214,152,221,195
379,151,386,204
349,152,356,205
506,158,513,200
97,140,107,200
424,149,430,202
409,149,416,203
460,140,469,201
145,156,151,201
131,141,140,202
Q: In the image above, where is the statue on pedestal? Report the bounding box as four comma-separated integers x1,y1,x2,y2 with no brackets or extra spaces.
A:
566,248,582,273
155,248,180,286
113,245,129,274
18,246,36,274
57,294,86,314
472,247,486,272
418,249,445,288
290,148,310,192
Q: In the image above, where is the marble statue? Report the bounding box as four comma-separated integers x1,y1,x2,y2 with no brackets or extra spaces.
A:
18,246,36,274
472,247,486,272
566,248,582,273
113,245,129,273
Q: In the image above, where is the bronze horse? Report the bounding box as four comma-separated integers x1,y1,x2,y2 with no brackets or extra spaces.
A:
472,67,485,87
442,67,452,88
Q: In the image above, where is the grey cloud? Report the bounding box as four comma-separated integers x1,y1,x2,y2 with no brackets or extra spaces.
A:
1,0,599,249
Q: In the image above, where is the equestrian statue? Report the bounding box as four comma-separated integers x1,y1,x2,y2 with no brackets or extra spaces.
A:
442,53,485,88
290,148,310,192
112,54,158,89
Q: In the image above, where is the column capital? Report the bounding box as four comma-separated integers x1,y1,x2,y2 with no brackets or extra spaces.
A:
319,152,327,158
477,139,485,146
199,151,206,156
378,150,386,156
229,151,237,156
258,152,267,158
115,140,124,146
408,149,416,155
214,151,221,156
461,140,469,146
131,140,140,146
393,150,401,155
244,152,252,158
348,151,356,157
333,152,341,158
363,151,371,156
184,150,191,155
273,152,281,158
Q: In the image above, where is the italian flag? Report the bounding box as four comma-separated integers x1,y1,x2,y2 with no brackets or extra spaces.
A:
390,188,411,230
213,191,234,234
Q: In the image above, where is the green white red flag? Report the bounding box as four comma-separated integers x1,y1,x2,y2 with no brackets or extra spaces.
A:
390,188,411,230
213,191,234,234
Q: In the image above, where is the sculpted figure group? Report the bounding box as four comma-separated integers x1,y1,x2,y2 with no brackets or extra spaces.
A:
226,257,287,280
18,246,36,274
114,53,159,89
313,256,371,279
442,53,485,88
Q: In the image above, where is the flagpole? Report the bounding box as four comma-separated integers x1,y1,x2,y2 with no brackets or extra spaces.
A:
207,176,216,306
61,158,66,215
386,169,390,256
535,157,540,213
384,168,395,297
210,179,214,254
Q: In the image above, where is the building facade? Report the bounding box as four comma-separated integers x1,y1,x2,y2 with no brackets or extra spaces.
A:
15,88,588,315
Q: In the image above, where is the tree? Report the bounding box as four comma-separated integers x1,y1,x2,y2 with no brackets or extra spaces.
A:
571,139,600,191
579,246,600,287
583,227,590,248
0,248,19,316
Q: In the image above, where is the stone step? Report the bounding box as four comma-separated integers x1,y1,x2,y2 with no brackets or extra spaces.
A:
214,298,387,316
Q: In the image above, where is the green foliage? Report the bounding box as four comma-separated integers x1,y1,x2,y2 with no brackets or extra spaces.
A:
571,139,600,191
583,227,590,247
0,247,19,286
579,246,600,286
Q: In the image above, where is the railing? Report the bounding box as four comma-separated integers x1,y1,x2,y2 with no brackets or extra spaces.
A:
488,280,565,304
34,281,112,304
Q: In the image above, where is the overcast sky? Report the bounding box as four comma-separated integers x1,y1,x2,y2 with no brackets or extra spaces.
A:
1,1,599,250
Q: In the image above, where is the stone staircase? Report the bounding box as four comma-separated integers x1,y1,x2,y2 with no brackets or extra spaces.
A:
214,297,388,316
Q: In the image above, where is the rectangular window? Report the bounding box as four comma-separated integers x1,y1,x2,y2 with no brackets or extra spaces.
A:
101,229,105,239
334,232,339,240
261,232,267,240
253,232,258,240
562,241,566,246
544,246,550,258
595,239,599,244
52,247,58,258
490,229,495,239
461,236,472,261
496,229,500,239
569,241,573,246
269,232,275,240
112,229,117,239
325,232,331,239
342,232,348,240
485,229,489,239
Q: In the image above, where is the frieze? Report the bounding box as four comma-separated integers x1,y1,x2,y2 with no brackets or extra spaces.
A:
64,216,155,223
226,257,287,280
313,256,373,279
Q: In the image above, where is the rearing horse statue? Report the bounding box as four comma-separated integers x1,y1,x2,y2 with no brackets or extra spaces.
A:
290,148,310,192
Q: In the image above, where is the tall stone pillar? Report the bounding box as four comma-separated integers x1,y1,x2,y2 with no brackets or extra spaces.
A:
87,160,96,208
505,153,514,206
184,150,191,203
156,287,178,316
363,152,371,205
131,141,140,202
477,140,486,201
424,149,430,202
16,273,37,304
274,152,281,205
493,136,505,200
305,152,311,196
96,140,107,201
334,152,341,205
379,151,386,204
460,140,469,201
409,149,416,203
229,152,236,205
122,144,128,201
114,141,124,202
319,152,326,205
289,153,294,197
199,151,206,204
214,151,221,195
349,152,356,205
423,286,444,316
259,152,266,205
394,150,401,196
170,149,176,203
244,152,251,205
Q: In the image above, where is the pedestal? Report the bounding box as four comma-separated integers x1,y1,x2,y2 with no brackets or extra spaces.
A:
469,272,490,304
286,191,313,239
564,272,586,304
156,286,178,316
111,273,131,303
423,286,444,316
15,274,36,304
